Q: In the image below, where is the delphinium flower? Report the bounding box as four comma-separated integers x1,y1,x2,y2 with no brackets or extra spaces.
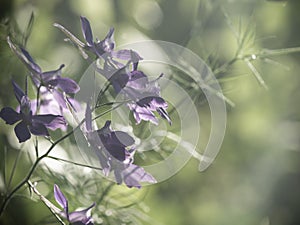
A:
7,37,80,111
0,81,66,142
109,60,172,125
54,184,95,225
84,104,156,188
54,16,142,63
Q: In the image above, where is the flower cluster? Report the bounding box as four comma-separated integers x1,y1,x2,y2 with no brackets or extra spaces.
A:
0,14,172,223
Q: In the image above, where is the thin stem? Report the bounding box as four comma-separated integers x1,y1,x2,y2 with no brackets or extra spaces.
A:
27,180,65,225
7,149,22,190
46,156,102,171
0,126,78,217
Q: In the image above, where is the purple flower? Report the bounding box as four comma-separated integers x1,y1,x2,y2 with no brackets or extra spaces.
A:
54,184,95,225
7,37,80,109
84,104,156,188
55,16,142,62
112,65,171,125
0,81,66,143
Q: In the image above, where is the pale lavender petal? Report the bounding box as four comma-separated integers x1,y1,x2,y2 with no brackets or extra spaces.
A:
127,70,148,89
54,184,68,210
128,104,158,125
68,203,95,224
32,114,67,130
14,120,31,143
80,16,94,47
54,77,80,93
52,89,67,108
0,107,21,125
122,164,157,188
29,122,49,136
111,49,142,61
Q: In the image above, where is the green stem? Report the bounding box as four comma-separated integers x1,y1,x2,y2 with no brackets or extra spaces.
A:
0,127,76,217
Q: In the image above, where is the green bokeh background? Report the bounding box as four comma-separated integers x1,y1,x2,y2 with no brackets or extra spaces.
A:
1,0,300,224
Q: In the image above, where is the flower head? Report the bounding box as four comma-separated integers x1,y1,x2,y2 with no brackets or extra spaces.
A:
84,104,156,188
7,37,80,109
55,16,142,62
112,64,171,125
0,81,66,142
54,184,95,225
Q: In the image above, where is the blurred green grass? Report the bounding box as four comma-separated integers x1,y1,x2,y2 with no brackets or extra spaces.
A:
1,0,300,224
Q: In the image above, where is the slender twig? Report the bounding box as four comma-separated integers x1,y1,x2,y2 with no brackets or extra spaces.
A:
27,180,65,225
7,149,22,190
46,156,103,171
0,126,78,217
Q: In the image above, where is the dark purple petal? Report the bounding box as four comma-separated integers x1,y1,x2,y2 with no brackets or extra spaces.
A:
80,16,94,47
68,203,95,224
54,184,68,210
53,77,80,93
20,48,42,74
32,114,67,130
29,122,49,136
0,107,21,125
12,81,25,104
110,72,129,94
14,120,31,143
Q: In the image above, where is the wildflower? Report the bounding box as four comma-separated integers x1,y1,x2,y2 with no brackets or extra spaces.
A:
0,81,66,142
84,104,156,188
55,16,142,62
54,184,95,225
7,37,80,109
112,64,171,125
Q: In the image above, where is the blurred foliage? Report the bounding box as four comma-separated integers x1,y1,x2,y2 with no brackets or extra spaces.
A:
1,0,300,225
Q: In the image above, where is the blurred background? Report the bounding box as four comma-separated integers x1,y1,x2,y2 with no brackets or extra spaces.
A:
1,0,300,224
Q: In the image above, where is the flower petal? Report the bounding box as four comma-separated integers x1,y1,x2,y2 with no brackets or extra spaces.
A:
111,49,142,61
53,77,80,93
118,164,157,188
54,184,68,210
128,104,158,125
12,81,25,104
32,114,67,131
68,203,95,224
52,90,67,108
29,122,49,136
0,107,21,125
41,64,65,82
112,131,135,147
14,121,31,143
20,48,42,74
80,16,94,47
